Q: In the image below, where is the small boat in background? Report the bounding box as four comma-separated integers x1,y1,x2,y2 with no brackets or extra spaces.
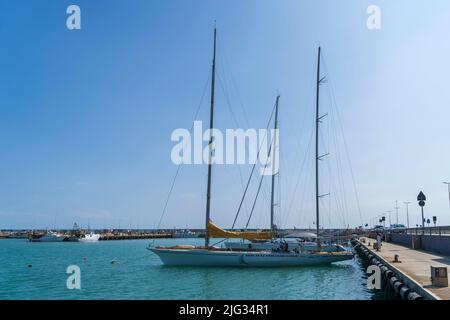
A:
70,221,101,242
29,230,66,242
172,229,196,238
3,231,29,239
66,222,83,241
79,232,100,242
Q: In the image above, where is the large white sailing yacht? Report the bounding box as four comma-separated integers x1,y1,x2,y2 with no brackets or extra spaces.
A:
148,29,354,267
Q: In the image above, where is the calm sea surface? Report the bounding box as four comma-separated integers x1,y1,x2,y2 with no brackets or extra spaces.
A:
0,238,382,300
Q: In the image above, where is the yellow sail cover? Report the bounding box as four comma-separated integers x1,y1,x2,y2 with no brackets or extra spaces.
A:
208,220,273,240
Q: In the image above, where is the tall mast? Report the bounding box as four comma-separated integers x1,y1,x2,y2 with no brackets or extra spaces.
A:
270,95,280,231
315,47,321,247
205,28,217,247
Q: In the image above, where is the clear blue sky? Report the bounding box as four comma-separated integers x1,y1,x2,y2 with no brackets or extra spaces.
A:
1,0,450,230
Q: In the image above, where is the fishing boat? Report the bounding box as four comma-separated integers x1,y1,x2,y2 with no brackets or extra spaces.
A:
149,29,354,267
173,229,196,238
29,230,66,242
79,232,101,242
66,222,83,241
77,221,101,242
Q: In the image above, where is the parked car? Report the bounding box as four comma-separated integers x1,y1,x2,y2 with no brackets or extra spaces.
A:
389,224,406,233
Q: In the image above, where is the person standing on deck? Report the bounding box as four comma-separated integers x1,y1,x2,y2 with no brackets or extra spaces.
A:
376,233,382,251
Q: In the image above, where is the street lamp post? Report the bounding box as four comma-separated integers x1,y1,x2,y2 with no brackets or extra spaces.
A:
395,200,400,224
387,210,392,227
404,202,411,229
443,182,450,214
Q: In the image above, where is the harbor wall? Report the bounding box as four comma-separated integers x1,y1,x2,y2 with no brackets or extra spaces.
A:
352,240,429,300
388,234,450,256
421,235,450,255
388,234,413,248
352,240,426,300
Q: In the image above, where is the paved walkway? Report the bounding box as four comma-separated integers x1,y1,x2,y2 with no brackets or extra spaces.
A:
361,237,450,300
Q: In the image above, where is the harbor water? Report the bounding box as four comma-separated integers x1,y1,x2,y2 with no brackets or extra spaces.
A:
0,238,382,300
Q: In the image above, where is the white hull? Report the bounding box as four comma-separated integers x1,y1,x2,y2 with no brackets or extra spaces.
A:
149,247,354,267
79,234,100,242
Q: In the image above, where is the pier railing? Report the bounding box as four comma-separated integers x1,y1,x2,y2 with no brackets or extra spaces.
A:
403,226,450,236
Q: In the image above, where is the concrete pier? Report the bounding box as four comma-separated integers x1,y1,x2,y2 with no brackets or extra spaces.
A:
357,237,450,300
